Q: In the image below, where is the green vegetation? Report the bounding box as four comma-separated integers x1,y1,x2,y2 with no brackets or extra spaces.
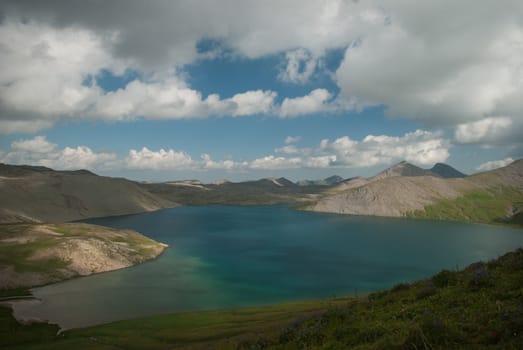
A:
0,225,69,273
408,186,523,226
2,249,522,349
0,223,167,290
0,288,31,299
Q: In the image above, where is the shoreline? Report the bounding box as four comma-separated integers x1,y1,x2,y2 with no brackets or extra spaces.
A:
1,242,169,330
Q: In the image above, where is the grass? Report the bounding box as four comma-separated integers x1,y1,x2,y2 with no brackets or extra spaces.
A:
0,236,69,273
2,248,522,349
0,288,31,299
408,186,523,226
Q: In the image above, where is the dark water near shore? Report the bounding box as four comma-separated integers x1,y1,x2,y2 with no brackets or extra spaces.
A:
13,205,523,329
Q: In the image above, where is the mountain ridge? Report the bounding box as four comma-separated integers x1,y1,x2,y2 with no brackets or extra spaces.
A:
0,164,175,224
308,159,523,222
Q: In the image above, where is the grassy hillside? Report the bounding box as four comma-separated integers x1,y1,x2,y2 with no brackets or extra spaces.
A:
409,186,523,226
2,248,522,349
0,223,167,289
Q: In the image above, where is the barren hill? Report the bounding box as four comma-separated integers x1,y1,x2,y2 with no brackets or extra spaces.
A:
0,164,175,224
309,160,523,221
370,161,465,181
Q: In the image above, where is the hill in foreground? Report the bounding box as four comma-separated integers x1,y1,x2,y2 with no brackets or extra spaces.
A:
0,223,168,289
2,248,522,349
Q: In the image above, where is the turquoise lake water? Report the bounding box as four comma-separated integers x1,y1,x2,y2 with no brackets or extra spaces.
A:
13,205,523,329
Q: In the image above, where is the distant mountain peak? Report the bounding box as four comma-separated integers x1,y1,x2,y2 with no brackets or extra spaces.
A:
372,161,468,180
275,177,296,187
430,163,466,178
296,175,344,186
372,161,430,180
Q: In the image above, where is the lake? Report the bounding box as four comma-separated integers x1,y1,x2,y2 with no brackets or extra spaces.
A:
12,205,523,329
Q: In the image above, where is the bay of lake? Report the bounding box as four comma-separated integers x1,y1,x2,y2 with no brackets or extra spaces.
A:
13,205,523,329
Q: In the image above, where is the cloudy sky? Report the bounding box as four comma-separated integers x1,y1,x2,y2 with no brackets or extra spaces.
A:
0,0,522,182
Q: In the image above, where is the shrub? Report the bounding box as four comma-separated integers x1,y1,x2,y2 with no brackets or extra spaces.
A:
432,269,458,288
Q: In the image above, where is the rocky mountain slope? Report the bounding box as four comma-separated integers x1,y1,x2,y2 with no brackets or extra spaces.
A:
430,162,466,178
0,164,175,224
308,160,522,221
0,223,167,289
370,161,465,181
296,175,344,186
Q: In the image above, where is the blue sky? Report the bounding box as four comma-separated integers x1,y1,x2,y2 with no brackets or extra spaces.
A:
0,1,521,182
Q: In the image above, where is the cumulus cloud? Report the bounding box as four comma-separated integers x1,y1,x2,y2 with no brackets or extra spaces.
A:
257,129,450,170
0,21,112,131
275,145,312,156
201,154,247,170
275,145,300,155
476,158,514,172
320,130,450,167
1,130,451,173
229,90,277,116
125,148,249,171
96,80,277,120
279,89,333,117
126,147,194,170
1,0,523,138
0,0,370,67
336,1,523,132
454,117,513,144
278,49,318,84
284,136,301,144
1,136,117,170
249,156,303,170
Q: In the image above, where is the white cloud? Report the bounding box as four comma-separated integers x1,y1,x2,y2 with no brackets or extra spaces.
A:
126,147,194,170
320,130,450,167
125,149,250,171
1,136,116,170
0,120,55,135
200,154,247,170
1,1,522,139
0,21,112,131
229,90,277,116
0,131,452,173
252,129,450,170
335,1,523,130
284,136,301,144
11,136,56,154
454,117,513,144
476,158,514,171
279,89,332,117
278,48,317,84
96,79,277,120
249,156,303,170
275,145,300,154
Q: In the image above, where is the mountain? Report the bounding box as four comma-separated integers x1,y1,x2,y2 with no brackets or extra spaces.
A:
307,159,523,223
371,161,435,180
370,161,466,181
430,163,466,178
296,175,344,186
143,176,326,206
0,164,175,224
